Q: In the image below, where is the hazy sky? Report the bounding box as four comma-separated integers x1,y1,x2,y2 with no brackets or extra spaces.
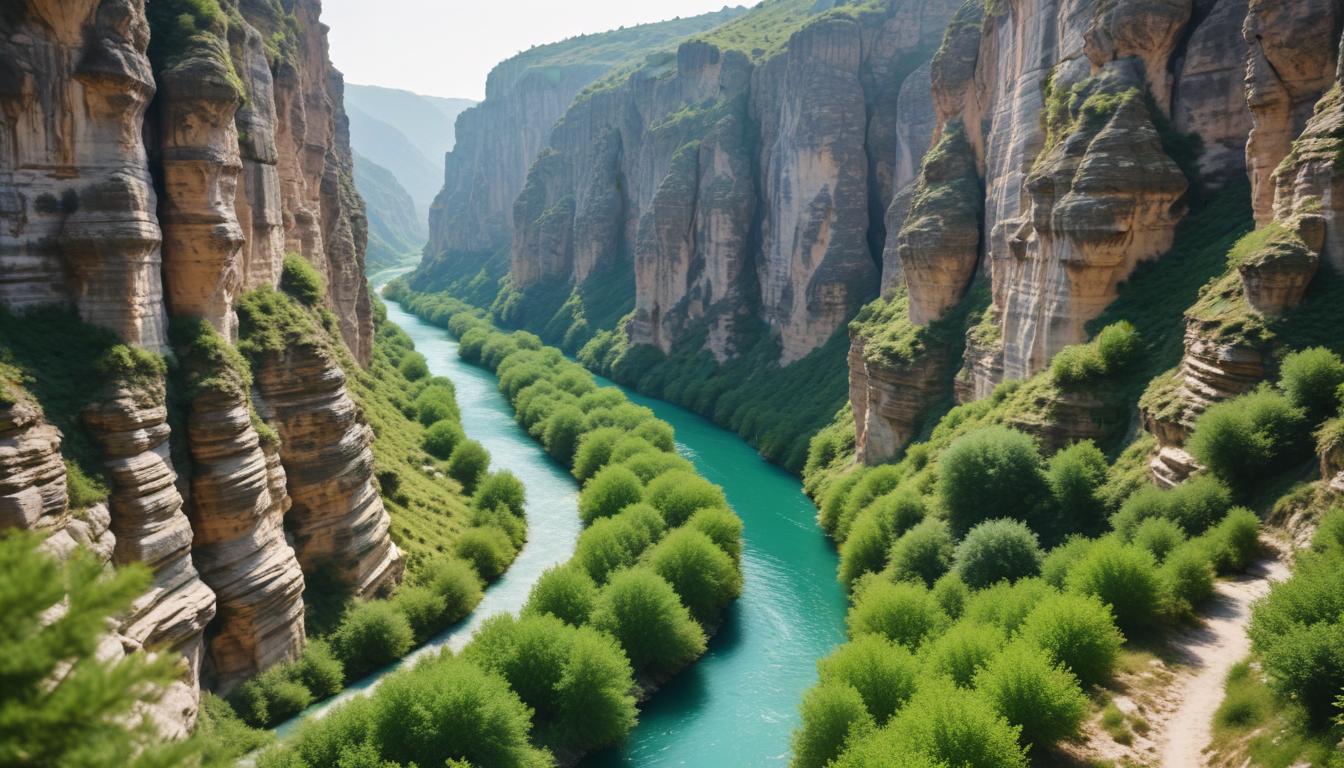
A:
321,1,757,101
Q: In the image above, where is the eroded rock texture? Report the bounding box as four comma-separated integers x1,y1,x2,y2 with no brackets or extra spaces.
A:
252,337,402,597
0,0,168,350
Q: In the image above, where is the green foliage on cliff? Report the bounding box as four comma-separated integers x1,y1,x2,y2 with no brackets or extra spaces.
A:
0,532,205,768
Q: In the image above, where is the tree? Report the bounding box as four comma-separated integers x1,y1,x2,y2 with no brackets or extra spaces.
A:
590,569,706,675
446,440,490,494
578,465,644,524
0,532,202,767
939,426,1052,536
790,682,874,768
645,528,742,626
953,519,1043,588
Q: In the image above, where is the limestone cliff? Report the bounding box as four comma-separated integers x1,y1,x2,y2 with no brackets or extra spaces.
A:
0,0,392,734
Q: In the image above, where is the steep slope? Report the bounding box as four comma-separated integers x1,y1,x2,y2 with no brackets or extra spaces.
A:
355,152,428,271
0,0,394,732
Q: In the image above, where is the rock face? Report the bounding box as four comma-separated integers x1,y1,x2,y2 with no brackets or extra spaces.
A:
849,332,950,465
486,0,960,366
0,0,389,735
252,336,402,598
0,0,168,350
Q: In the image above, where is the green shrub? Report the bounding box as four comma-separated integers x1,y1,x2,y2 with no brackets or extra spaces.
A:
590,568,706,675
331,600,415,680
687,507,743,562
280,255,324,306
886,518,954,587
393,584,447,641
573,504,666,582
921,621,1004,687
817,634,920,724
869,487,928,540
1110,475,1233,537
1045,440,1109,539
291,638,344,699
412,387,458,427
633,420,675,452
932,573,969,619
953,519,1043,589
542,405,586,466
963,578,1055,633
939,426,1051,537
608,436,658,464
454,526,517,580
446,440,490,494
847,579,948,649
1050,344,1106,388
65,460,108,510
975,641,1088,750
836,466,905,543
1249,550,1344,724
1040,536,1097,589
1133,516,1186,561
820,473,863,536
471,471,526,517
1311,505,1344,553
416,555,483,624
1187,386,1307,490
1279,347,1344,423
1065,539,1161,633
423,420,466,460
839,507,894,589
880,680,1028,768
233,665,313,728
398,353,430,382
645,528,742,626
1158,541,1215,619
790,682,875,768
620,450,694,483
644,470,728,526
465,614,636,752
1199,506,1261,574
579,465,644,524
1095,321,1139,370
1019,593,1124,687
572,427,623,481
524,564,598,626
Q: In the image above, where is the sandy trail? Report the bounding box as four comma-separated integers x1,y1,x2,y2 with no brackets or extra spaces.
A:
1158,553,1289,768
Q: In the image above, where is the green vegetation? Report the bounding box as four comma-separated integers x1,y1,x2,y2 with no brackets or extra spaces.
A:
0,532,204,767
279,255,325,307
953,519,1043,589
1187,386,1307,492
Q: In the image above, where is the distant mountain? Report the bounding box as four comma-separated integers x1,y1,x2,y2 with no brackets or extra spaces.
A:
355,152,427,273
346,84,474,170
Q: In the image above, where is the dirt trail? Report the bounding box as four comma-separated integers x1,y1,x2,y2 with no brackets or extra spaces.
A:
1157,553,1289,768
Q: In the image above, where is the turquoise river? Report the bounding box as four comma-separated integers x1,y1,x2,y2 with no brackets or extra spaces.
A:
278,286,848,766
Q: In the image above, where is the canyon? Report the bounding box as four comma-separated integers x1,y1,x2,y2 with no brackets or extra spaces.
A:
0,0,397,734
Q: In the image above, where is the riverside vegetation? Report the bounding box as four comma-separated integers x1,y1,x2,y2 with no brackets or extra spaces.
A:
254,282,744,766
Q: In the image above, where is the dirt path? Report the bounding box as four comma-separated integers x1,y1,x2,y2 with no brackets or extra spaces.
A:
1157,553,1289,768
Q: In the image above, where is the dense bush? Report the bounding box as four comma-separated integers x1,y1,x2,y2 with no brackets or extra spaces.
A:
1044,440,1109,538
620,450,694,483
816,634,920,724
875,680,1028,768
579,465,644,524
835,466,905,542
975,641,1088,749
921,620,1004,687
687,506,743,562
590,568,707,675
791,682,875,768
542,405,586,466
412,385,459,427
932,573,969,619
1065,539,1161,633
524,564,598,626
644,470,728,526
393,584,450,642
1278,347,1344,423
471,470,526,517
1187,386,1307,490
1249,550,1344,724
819,472,863,536
291,639,344,699
399,353,430,382
1132,516,1186,561
1199,506,1261,574
963,578,1055,633
1158,541,1215,619
645,528,742,626
847,579,948,649
838,507,894,589
953,519,1043,589
939,426,1052,537
233,665,313,728
1110,475,1233,537
886,518,955,587
1040,537,1097,589
454,525,517,580
447,439,490,493
280,254,324,306
1019,593,1123,687
331,600,415,680
464,614,636,752
415,555,483,627
574,503,666,582
423,420,466,460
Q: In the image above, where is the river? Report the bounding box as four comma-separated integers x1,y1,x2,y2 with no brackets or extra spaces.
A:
281,283,848,766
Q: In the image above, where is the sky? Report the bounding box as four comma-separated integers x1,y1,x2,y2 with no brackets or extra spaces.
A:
321,1,758,102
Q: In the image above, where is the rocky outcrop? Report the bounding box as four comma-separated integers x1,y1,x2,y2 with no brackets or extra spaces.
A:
1243,0,1344,224
849,331,950,465
83,379,217,733
0,0,168,350
1172,0,1252,186
185,385,305,693
252,334,402,597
